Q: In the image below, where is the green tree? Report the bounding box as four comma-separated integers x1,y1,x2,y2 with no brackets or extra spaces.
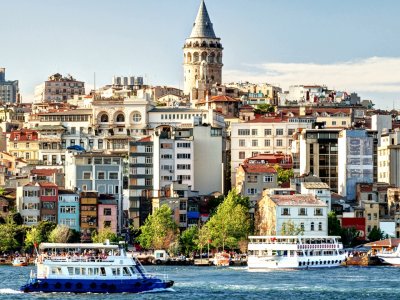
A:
280,220,304,235
205,190,250,251
92,228,120,243
328,211,342,236
368,227,385,242
48,225,79,243
137,205,179,250
254,104,275,114
179,226,198,256
273,165,294,185
25,227,43,250
0,216,19,252
341,227,361,247
36,220,57,242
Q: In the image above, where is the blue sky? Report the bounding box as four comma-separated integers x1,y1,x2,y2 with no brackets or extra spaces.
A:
1,0,400,108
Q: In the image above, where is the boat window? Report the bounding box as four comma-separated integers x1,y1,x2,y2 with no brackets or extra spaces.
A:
123,267,131,276
67,267,73,275
112,268,121,276
262,250,268,256
130,267,136,274
88,268,93,275
93,268,99,275
52,267,62,275
74,268,80,275
81,268,86,275
100,267,106,276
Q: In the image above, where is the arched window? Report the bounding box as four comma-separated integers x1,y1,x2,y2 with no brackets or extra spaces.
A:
116,113,125,122
201,52,207,62
318,222,322,231
201,41,207,47
193,52,199,63
217,53,222,63
208,52,216,64
187,53,192,63
310,222,315,231
100,114,109,123
132,112,142,123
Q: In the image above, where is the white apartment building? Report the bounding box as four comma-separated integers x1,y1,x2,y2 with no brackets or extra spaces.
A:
378,129,400,186
34,73,85,103
256,193,328,236
300,182,332,210
230,116,314,185
16,183,41,225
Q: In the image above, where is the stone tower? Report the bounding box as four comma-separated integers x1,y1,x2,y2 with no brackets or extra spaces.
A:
183,0,223,98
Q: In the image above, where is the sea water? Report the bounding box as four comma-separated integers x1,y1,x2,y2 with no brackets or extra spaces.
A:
0,265,398,299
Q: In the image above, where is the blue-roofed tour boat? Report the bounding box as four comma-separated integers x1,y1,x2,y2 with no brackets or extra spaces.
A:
20,242,174,293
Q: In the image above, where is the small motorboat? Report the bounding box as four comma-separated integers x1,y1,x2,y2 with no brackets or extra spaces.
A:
213,252,230,266
13,257,28,267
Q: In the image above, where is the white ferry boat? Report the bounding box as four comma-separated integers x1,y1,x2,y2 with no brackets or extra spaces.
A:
20,243,174,293
377,247,400,265
247,236,346,269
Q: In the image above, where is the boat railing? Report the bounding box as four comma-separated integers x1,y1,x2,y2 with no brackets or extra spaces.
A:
41,256,115,263
143,273,169,281
297,244,342,250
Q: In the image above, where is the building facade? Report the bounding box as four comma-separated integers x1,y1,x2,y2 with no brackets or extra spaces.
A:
58,189,80,232
0,68,19,103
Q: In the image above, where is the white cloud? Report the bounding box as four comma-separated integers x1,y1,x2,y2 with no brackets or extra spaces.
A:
224,57,400,94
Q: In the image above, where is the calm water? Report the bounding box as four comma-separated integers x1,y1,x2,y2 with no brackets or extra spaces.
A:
0,265,399,299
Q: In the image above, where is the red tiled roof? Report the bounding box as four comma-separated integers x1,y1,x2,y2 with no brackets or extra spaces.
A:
31,169,58,176
240,105,254,110
197,95,240,104
38,182,58,188
9,129,38,141
137,136,151,142
241,164,277,174
364,238,400,248
269,194,326,206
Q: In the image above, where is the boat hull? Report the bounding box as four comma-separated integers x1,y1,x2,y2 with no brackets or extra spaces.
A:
248,254,346,269
20,278,174,293
377,255,400,265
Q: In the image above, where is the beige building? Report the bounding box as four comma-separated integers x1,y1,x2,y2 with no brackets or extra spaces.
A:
255,192,328,236
388,188,400,238
183,1,223,99
378,129,400,186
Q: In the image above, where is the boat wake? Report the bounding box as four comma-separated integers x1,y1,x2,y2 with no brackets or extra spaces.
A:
140,288,175,294
0,288,23,294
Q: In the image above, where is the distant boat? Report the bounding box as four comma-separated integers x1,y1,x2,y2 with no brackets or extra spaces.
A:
20,243,174,293
247,235,346,269
213,252,230,266
12,257,28,267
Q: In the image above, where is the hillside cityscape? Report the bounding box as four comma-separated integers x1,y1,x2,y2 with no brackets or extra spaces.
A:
1,0,400,256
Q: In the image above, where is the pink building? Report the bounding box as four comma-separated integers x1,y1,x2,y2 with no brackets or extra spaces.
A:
98,198,118,233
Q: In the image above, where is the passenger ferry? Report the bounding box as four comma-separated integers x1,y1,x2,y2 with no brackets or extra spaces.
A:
247,236,346,269
20,243,174,293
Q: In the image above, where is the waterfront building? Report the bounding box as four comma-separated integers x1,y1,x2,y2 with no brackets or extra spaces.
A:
16,183,41,225
0,68,19,103
235,162,278,214
255,192,328,236
231,116,313,185
388,188,400,238
183,0,223,99
7,129,39,161
341,211,367,240
338,129,377,200
34,73,85,103
300,182,332,209
79,191,98,242
98,195,118,233
58,189,80,232
64,152,124,232
378,128,400,186
38,182,58,223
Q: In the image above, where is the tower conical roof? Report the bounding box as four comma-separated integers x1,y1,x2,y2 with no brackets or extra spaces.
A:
190,0,217,39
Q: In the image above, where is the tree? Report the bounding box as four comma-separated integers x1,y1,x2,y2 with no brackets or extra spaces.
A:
273,165,294,185
0,216,19,252
368,227,385,242
254,104,275,114
137,205,179,250
92,228,120,244
25,227,43,250
280,220,304,236
179,226,198,256
48,225,78,243
328,211,342,236
12,212,24,226
205,190,250,251
341,227,361,247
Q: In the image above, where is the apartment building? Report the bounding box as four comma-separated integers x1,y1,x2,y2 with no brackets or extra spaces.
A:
378,129,400,186
7,129,39,161
58,189,80,232
16,183,41,225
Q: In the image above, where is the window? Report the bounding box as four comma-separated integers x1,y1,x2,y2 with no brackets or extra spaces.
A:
332,121,336,125
145,156,152,164
238,129,250,136
288,129,295,136
252,140,258,147
179,214,187,223
247,175,258,183
341,121,346,125
177,175,191,181
263,175,274,182
239,152,245,159
177,164,191,170
239,139,246,147
104,208,112,216
83,172,91,180
298,208,307,216
26,143,30,148
71,127,76,134
247,188,258,195
276,139,283,147
98,172,105,179
314,208,323,216
145,145,152,153
109,172,118,179
318,222,322,231
177,153,191,159
311,222,315,231
251,129,258,136
264,129,272,136
276,129,284,135
300,223,304,231
177,142,190,148
264,139,270,147
132,112,142,122
281,208,290,216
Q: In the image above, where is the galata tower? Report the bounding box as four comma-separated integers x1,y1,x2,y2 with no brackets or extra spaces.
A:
183,0,223,96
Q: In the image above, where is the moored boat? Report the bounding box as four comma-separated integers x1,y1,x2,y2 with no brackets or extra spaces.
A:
12,257,28,267
247,235,346,270
212,252,230,266
20,243,174,293
377,247,400,265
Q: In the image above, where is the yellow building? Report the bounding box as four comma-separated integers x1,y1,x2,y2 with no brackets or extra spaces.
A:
7,129,39,160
